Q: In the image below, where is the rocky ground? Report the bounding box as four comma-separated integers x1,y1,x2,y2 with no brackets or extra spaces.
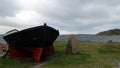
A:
0,43,8,57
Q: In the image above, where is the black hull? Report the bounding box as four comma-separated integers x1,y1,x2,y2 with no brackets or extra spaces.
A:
3,24,59,48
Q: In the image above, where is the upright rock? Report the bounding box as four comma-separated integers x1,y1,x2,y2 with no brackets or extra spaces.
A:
107,40,115,49
65,34,79,54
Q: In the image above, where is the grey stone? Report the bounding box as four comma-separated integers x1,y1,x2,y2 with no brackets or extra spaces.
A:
65,34,79,54
107,40,115,49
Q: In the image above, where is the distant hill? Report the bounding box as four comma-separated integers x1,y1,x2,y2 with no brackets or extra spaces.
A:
96,29,120,36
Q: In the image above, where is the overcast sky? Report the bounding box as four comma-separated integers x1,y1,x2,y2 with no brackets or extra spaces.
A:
0,0,120,34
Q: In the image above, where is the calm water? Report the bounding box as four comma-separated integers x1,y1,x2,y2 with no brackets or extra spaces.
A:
0,35,6,43
1,34,120,43
57,34,120,42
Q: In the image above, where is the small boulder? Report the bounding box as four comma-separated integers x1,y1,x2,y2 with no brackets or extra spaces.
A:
107,40,115,49
0,43,8,57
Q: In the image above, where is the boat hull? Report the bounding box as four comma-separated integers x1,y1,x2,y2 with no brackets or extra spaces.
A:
3,24,59,48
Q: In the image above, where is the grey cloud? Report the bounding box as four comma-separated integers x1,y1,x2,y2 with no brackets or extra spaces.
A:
0,0,20,17
37,0,111,21
38,0,120,30
96,0,120,6
0,19,21,28
1,0,120,34
0,16,29,29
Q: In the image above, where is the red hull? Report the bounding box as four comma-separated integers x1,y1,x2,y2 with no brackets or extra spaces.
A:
9,45,54,62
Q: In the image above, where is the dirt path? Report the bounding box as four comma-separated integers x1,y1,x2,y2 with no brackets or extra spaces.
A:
29,64,41,68
29,63,45,68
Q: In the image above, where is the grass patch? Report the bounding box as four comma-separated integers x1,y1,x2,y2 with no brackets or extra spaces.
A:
42,41,91,68
98,42,120,54
0,58,36,68
46,52,90,65
1,41,120,68
98,48,120,54
42,41,120,68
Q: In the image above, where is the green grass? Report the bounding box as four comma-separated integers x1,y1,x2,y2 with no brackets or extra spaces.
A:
42,41,120,68
1,41,120,68
0,58,36,68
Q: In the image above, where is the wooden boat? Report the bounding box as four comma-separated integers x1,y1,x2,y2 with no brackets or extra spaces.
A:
3,23,59,48
3,23,59,62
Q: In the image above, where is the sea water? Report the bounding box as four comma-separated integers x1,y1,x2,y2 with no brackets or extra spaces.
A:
57,34,120,42
1,34,120,42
